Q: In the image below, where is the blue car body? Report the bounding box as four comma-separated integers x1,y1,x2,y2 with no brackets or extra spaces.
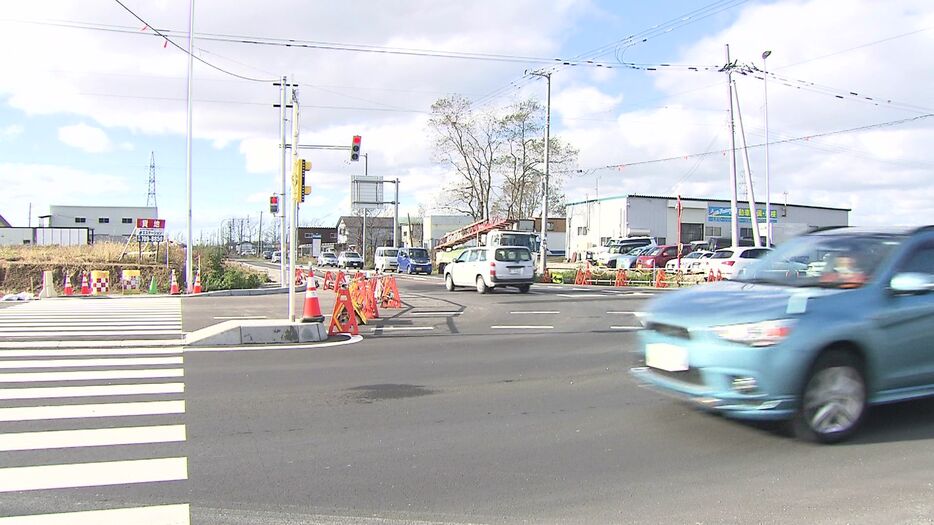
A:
397,247,433,274
631,227,934,425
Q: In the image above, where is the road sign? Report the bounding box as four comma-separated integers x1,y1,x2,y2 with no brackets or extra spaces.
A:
136,218,166,229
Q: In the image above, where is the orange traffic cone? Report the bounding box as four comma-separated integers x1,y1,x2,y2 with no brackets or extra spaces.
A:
80,272,91,296
302,273,325,323
63,273,74,296
169,270,180,295
655,269,667,288
192,271,202,294
615,269,628,287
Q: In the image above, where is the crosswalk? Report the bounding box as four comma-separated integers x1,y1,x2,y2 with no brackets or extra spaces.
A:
0,297,183,341
0,303,189,523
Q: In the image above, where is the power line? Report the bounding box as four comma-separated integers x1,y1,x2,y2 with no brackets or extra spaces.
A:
583,113,934,172
776,26,934,70
109,1,275,83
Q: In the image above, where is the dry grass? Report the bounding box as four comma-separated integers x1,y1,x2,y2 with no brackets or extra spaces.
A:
0,243,187,266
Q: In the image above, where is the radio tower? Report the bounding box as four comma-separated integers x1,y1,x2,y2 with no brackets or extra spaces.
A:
147,151,158,209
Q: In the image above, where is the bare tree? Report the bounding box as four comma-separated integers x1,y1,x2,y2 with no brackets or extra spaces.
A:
428,96,503,220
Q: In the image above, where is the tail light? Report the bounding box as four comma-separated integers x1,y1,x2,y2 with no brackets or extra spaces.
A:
490,261,496,277
723,260,735,266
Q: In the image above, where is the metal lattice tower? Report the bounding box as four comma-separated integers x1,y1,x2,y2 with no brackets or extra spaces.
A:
147,151,158,208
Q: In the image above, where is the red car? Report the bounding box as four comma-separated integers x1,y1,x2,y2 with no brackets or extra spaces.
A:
636,245,691,270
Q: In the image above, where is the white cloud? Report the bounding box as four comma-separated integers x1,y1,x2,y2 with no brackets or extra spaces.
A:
57,124,113,153
0,124,23,141
0,163,129,225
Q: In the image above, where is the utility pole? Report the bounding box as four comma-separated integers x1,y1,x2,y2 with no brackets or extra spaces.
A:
258,211,263,254
393,178,400,247
732,79,762,247
762,50,773,245
184,0,195,293
724,44,740,247
289,82,300,321
528,69,551,274
277,75,288,286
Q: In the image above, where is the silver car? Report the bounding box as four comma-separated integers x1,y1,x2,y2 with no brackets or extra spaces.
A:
338,251,364,269
317,252,339,267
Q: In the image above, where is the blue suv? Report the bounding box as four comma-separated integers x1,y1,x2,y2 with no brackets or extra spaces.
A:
631,226,934,443
397,247,432,275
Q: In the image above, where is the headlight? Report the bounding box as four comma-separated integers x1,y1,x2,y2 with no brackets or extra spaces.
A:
710,319,796,347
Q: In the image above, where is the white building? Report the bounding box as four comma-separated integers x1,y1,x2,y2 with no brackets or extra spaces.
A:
565,194,849,260
43,205,158,242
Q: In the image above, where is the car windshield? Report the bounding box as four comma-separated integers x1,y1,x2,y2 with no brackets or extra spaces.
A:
711,250,733,259
383,249,399,257
736,232,903,288
409,248,429,259
495,248,532,262
684,252,703,259
625,247,643,256
323,253,335,257
344,252,361,258
646,247,664,256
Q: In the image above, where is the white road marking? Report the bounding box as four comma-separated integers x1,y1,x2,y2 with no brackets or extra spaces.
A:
610,326,643,331
0,321,182,328
410,311,462,316
212,316,268,320
607,311,643,315
0,504,190,525
0,347,181,357
0,339,185,350
0,382,185,400
509,311,560,314
0,357,182,369
556,294,607,298
0,330,180,337
491,325,554,329
0,425,187,452
0,368,184,383
0,457,188,492
0,400,185,422
369,326,435,332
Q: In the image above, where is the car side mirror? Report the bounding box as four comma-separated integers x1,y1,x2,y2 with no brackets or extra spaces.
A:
890,272,934,295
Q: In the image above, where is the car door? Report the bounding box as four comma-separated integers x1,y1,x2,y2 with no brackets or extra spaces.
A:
875,238,934,390
450,250,471,286
398,249,408,273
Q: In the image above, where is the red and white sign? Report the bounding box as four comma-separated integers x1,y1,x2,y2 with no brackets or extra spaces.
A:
136,218,166,229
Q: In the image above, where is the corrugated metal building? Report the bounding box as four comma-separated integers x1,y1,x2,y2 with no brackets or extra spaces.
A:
565,194,849,259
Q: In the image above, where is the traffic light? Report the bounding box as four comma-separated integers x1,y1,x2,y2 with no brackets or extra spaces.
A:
292,158,311,204
350,135,361,162
269,195,279,214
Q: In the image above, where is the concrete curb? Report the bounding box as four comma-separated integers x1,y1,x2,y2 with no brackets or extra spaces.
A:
185,319,328,346
188,285,306,297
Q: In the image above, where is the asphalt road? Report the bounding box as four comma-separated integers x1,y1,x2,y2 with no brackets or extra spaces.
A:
3,275,934,523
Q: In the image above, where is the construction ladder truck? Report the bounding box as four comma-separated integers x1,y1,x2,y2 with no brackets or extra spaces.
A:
433,218,542,275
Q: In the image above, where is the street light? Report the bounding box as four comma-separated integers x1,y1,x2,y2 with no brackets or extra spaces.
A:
762,50,772,246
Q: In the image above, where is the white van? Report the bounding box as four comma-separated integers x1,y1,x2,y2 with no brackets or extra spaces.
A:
443,245,535,294
374,247,400,273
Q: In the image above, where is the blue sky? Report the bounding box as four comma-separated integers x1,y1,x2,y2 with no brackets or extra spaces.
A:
1,0,932,239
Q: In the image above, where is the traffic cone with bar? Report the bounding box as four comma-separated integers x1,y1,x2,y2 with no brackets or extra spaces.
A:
63,273,74,296
169,270,180,295
379,275,402,308
80,271,91,296
654,269,668,288
334,270,347,293
301,272,325,323
148,276,158,294
192,271,202,294
615,269,628,287
323,271,335,290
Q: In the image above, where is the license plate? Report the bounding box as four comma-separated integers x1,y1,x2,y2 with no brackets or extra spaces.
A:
509,268,520,275
645,343,689,372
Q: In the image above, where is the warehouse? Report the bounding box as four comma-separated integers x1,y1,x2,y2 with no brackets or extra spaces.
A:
565,194,849,261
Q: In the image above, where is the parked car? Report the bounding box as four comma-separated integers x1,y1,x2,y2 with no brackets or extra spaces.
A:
636,245,691,270
596,237,656,266
262,250,273,260
444,246,534,294
338,251,364,269
664,250,711,274
398,247,432,274
706,246,772,279
608,245,655,270
317,251,338,267
271,251,281,263
632,226,934,443
374,247,399,273
241,248,256,257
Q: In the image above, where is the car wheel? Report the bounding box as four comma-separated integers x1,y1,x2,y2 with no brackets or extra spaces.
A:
445,274,456,291
517,284,531,294
476,276,489,294
793,350,867,443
